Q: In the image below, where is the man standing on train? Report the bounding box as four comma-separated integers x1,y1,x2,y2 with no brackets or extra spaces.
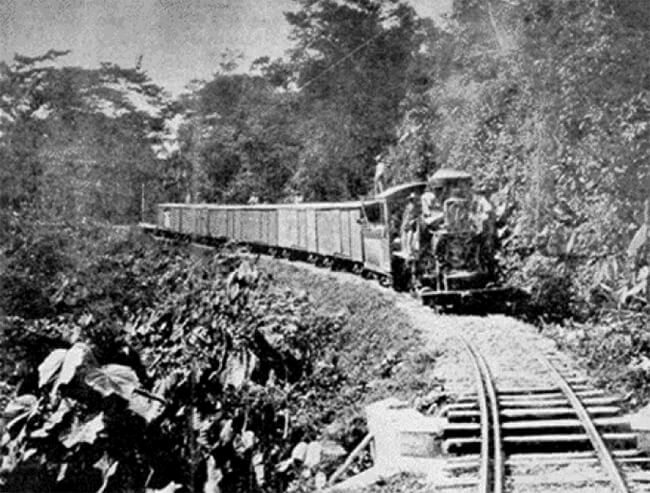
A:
400,192,420,257
374,155,386,195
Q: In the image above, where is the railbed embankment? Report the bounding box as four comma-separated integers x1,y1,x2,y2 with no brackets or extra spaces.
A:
257,255,649,492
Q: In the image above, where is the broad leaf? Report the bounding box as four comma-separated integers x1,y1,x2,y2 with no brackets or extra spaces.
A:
38,349,67,388
321,439,346,458
85,364,140,400
4,394,38,420
304,441,322,468
53,343,96,395
233,430,256,455
290,441,307,462
94,453,119,493
314,471,327,490
62,413,105,448
56,463,68,483
4,394,38,431
252,452,265,486
627,224,647,259
204,456,222,493
145,482,182,493
219,419,233,444
31,399,72,438
127,393,165,423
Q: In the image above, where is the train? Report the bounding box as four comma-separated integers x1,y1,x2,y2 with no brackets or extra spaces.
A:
142,169,517,310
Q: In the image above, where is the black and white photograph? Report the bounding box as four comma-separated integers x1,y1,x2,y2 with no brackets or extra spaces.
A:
0,0,649,492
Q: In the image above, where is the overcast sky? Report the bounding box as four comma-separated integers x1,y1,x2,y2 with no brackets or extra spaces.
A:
0,0,451,95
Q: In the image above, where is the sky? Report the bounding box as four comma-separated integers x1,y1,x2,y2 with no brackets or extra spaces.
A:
0,0,452,95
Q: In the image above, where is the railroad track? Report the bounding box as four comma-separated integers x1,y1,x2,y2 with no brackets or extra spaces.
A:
439,338,650,492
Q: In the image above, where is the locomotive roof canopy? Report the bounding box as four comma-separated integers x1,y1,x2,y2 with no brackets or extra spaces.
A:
428,168,472,186
375,182,427,201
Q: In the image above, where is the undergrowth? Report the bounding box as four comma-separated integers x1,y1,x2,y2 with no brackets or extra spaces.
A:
541,309,650,409
0,222,432,492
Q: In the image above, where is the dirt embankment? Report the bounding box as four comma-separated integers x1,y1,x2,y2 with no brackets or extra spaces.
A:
257,257,442,406
260,257,643,492
260,257,595,402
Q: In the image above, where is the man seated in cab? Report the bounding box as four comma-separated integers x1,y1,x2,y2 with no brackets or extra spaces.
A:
448,177,472,201
418,176,446,258
420,178,445,232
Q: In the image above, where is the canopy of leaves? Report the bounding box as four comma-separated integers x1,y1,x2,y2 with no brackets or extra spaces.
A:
0,51,170,223
173,0,424,203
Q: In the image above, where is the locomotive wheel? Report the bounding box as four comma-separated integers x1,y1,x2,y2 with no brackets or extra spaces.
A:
380,275,393,288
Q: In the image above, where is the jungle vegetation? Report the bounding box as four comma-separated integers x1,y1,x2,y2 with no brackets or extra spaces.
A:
0,1,649,491
2,1,648,301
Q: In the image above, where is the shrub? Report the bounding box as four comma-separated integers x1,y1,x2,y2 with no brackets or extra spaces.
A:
1,241,350,492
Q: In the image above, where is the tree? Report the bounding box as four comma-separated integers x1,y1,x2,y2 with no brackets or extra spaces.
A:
283,0,420,199
383,0,650,309
0,51,170,223
175,70,300,204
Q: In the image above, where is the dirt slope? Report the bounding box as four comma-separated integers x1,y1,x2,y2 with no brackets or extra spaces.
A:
259,257,619,493
260,256,588,399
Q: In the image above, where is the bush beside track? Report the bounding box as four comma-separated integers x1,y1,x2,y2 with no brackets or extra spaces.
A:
540,310,650,411
1,216,647,493
0,222,436,492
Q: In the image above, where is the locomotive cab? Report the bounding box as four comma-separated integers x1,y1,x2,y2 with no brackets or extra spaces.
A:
359,183,426,280
384,170,508,309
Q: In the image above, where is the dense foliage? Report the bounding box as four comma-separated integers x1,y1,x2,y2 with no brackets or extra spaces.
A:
1,0,646,314
0,230,330,491
384,0,649,316
1,1,649,490
0,226,433,492
174,0,422,203
542,310,650,407
0,51,172,224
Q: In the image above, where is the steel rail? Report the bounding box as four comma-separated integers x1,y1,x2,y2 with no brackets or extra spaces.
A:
474,349,505,493
533,351,631,493
458,337,504,493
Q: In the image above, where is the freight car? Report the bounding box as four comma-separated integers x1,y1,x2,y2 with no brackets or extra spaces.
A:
144,169,515,309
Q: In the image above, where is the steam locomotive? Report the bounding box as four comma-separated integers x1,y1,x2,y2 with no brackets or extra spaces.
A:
143,169,514,309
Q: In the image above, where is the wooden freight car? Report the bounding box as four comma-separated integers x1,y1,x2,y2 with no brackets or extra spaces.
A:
152,183,425,281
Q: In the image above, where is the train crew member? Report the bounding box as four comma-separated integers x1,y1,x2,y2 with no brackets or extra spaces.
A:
421,180,445,231
448,178,472,200
400,192,420,257
374,156,386,195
